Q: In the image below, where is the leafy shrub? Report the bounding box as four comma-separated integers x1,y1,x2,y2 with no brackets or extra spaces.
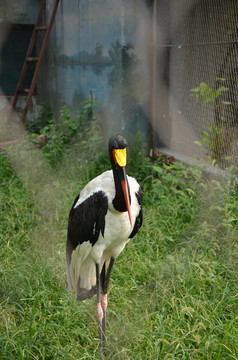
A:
25,102,53,134
190,79,235,167
30,101,101,167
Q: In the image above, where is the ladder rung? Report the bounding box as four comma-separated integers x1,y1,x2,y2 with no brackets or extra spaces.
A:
35,25,48,31
27,57,39,62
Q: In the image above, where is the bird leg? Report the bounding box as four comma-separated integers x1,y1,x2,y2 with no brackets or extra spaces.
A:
96,258,115,351
102,257,115,295
96,263,104,349
101,257,115,346
99,263,107,349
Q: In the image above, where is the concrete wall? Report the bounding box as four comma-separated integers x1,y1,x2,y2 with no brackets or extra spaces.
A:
0,0,39,24
153,0,238,164
40,0,151,141
0,0,41,139
2,0,236,164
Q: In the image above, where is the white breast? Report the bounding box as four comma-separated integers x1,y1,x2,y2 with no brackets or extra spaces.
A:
90,172,140,263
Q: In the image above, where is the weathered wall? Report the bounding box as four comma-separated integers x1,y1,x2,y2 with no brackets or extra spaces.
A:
0,0,39,24
153,0,238,165
1,0,237,164
0,0,41,137
40,0,151,141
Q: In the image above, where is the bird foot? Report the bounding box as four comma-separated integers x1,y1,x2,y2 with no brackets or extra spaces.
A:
100,294,108,311
96,302,104,322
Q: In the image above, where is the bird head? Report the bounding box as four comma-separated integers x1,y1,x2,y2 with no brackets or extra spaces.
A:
109,135,132,226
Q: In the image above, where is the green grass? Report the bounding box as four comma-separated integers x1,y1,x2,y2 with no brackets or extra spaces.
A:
0,141,237,360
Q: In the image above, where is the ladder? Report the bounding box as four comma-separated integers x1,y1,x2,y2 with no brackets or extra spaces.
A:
12,0,60,131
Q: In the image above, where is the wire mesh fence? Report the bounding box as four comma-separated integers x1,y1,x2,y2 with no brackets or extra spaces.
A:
153,0,238,170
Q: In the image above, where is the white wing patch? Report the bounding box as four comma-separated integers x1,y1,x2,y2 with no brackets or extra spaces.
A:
74,170,115,209
66,241,93,292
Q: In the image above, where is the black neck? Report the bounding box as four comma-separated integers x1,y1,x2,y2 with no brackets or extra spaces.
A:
111,161,131,213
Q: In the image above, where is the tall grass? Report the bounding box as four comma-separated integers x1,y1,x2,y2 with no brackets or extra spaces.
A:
0,131,237,359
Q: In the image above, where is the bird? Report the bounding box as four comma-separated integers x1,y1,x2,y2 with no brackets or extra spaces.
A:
66,134,143,350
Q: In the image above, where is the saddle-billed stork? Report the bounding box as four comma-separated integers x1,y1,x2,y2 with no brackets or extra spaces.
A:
66,134,143,349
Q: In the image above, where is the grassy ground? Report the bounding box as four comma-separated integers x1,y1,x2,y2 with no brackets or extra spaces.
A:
0,139,237,359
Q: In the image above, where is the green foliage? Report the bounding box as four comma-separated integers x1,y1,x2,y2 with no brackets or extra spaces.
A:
25,102,53,134
190,80,229,106
1,131,237,359
38,105,79,166
30,101,101,167
191,79,233,165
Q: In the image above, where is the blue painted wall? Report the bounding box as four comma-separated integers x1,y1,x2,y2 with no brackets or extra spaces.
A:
40,0,151,141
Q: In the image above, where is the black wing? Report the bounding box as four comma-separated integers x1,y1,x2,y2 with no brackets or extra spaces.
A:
67,190,108,253
129,186,143,239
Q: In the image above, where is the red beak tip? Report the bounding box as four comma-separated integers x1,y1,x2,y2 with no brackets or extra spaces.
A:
128,212,132,226
121,179,132,226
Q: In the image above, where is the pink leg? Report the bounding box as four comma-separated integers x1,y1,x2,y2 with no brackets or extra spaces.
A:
96,263,104,349
96,302,104,322
100,293,108,312
100,257,115,349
